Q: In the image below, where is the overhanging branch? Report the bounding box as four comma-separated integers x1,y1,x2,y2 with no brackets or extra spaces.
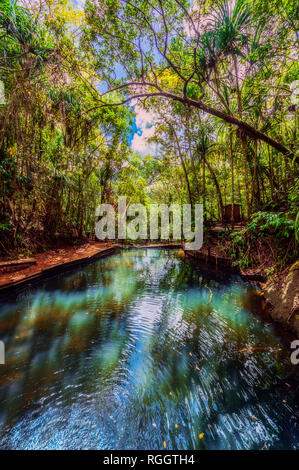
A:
85,89,297,163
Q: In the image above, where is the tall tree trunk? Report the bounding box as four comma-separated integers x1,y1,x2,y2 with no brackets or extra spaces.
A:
240,135,250,218
179,153,193,208
237,173,242,218
204,155,224,222
172,127,193,208
229,125,234,227
234,56,250,219
202,155,206,218
267,144,274,200
251,140,258,210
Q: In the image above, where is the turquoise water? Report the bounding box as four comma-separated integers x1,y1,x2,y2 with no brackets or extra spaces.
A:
0,249,298,450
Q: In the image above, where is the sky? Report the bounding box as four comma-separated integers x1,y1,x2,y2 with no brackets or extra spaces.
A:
70,0,154,155
130,105,156,155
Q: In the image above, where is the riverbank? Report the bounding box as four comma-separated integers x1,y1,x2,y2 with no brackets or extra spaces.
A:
184,245,299,338
0,242,117,293
184,248,266,282
0,241,297,338
262,261,299,338
0,241,182,293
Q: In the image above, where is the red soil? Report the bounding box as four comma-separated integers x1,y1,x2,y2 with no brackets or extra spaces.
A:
0,242,113,288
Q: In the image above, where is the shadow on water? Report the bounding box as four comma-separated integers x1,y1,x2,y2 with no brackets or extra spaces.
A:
0,249,298,449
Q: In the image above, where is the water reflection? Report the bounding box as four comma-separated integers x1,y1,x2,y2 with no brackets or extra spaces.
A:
0,249,298,449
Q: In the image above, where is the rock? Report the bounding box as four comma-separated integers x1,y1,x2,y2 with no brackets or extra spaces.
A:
263,261,299,337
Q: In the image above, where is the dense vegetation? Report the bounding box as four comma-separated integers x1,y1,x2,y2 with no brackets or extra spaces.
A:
0,0,298,273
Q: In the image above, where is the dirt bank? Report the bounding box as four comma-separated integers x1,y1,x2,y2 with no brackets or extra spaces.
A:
0,242,115,293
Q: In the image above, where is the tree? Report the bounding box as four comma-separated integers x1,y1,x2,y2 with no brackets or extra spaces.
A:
82,0,297,162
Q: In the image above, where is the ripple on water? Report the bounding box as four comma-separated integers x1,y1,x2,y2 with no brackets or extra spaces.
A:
0,249,298,450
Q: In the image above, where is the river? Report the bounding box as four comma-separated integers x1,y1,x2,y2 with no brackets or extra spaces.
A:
0,249,298,449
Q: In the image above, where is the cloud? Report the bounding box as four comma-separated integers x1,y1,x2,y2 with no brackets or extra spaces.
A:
72,0,86,9
131,105,157,155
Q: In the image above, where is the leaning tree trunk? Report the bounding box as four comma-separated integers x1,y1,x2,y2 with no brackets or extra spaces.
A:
122,91,298,163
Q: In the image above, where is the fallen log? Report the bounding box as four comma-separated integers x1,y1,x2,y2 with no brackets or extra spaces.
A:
0,259,37,268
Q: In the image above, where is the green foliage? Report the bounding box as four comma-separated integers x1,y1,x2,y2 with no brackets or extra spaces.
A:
0,0,297,273
229,210,298,270
248,212,295,240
